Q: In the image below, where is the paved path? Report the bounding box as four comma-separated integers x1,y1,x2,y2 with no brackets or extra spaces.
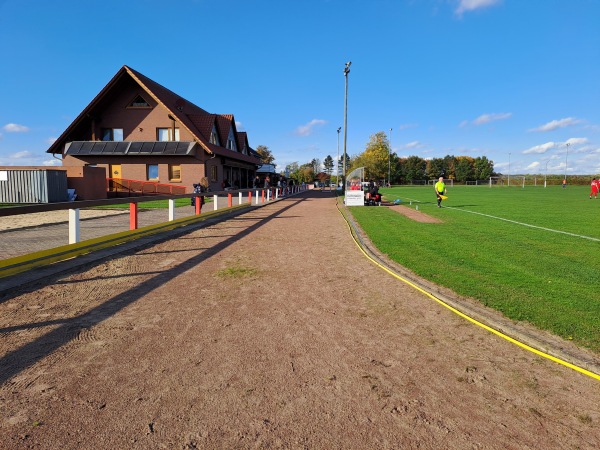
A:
0,196,253,260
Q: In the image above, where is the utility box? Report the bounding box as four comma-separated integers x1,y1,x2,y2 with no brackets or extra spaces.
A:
0,169,69,203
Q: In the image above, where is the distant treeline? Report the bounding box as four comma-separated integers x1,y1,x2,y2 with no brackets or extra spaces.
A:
394,155,495,184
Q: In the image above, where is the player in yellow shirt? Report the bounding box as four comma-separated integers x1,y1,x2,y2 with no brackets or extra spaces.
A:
434,177,447,208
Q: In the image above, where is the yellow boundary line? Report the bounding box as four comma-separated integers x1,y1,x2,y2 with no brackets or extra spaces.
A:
339,201,600,382
0,204,251,279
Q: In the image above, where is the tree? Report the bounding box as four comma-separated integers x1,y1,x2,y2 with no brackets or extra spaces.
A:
426,157,446,180
474,156,494,180
285,162,299,174
403,156,427,181
256,145,275,164
323,155,334,175
289,162,315,184
389,153,402,184
350,131,390,181
443,154,457,180
310,158,321,175
455,156,475,182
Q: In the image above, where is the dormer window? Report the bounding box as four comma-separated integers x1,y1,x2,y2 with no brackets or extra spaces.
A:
210,125,220,146
128,95,150,108
226,129,237,151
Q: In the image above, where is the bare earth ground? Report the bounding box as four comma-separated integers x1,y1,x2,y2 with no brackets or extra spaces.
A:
1,191,600,449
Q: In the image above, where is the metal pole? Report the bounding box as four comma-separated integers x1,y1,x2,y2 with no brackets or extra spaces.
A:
337,127,341,185
388,128,392,186
343,62,351,186
544,160,549,188
565,143,569,181
508,152,511,186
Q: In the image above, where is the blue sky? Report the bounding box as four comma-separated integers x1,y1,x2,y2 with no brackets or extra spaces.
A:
1,0,599,176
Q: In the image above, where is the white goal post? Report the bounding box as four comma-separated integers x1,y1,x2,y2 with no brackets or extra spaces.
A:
489,176,525,188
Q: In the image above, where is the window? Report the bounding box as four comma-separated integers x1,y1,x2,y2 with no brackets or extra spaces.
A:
128,94,150,108
147,164,159,181
210,166,218,182
209,125,220,146
102,128,124,141
226,129,237,151
168,164,181,182
157,128,180,141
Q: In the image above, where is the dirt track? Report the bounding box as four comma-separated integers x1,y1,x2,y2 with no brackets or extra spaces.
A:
1,191,600,449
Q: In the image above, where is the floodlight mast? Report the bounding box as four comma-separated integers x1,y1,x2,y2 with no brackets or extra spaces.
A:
342,61,351,189
336,127,341,183
565,143,570,181
388,128,392,186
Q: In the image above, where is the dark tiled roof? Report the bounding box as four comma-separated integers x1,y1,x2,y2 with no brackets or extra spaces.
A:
47,65,261,165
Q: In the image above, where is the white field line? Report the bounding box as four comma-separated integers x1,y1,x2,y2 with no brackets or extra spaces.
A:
401,197,600,242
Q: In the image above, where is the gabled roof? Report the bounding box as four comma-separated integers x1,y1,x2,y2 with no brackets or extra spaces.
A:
215,114,233,150
238,131,249,155
47,65,261,164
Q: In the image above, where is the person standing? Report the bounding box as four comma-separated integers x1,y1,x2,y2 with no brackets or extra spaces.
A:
590,178,599,199
434,176,447,208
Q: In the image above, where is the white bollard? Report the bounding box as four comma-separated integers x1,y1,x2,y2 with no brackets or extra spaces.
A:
168,198,176,221
213,194,218,211
69,208,80,244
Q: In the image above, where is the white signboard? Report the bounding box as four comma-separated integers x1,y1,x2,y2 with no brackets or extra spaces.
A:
345,190,364,206
0,171,7,181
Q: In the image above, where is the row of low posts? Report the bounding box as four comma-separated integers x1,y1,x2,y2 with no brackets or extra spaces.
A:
67,186,303,244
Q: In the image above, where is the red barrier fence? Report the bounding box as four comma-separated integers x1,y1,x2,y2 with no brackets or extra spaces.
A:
107,178,187,195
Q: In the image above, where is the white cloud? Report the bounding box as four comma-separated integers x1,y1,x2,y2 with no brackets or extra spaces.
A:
235,121,244,131
473,112,512,125
526,161,540,170
398,123,418,130
523,142,556,154
565,137,588,146
460,113,511,127
2,123,29,133
404,141,424,150
46,137,57,145
12,150,35,159
295,119,327,136
456,0,502,15
529,117,582,132
523,138,589,155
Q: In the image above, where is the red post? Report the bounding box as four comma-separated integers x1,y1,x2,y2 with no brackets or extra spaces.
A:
129,202,138,230
248,191,252,203
195,196,201,214
261,189,265,203
228,193,233,208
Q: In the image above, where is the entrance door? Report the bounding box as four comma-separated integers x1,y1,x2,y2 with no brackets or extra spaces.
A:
109,164,122,178
108,164,122,192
